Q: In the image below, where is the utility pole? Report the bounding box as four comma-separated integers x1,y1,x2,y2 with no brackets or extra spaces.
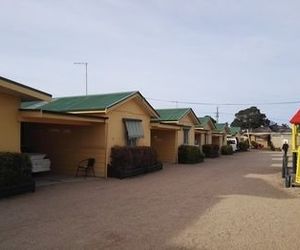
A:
216,106,219,123
74,62,88,95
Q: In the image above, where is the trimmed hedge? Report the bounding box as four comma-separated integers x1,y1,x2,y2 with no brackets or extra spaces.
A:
0,152,35,198
202,144,220,158
239,141,250,151
221,145,233,155
178,145,205,164
108,146,163,179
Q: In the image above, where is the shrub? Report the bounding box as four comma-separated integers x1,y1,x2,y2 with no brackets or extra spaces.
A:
110,146,133,171
221,145,233,155
0,152,33,187
109,146,162,178
135,146,158,168
202,144,220,158
239,141,250,151
251,141,259,149
178,145,205,164
251,141,264,149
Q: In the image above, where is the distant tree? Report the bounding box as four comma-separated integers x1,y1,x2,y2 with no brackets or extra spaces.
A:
269,123,291,132
269,120,277,126
281,123,290,128
231,106,270,130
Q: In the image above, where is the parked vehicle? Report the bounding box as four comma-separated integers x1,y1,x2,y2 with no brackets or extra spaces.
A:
227,138,238,151
27,154,51,173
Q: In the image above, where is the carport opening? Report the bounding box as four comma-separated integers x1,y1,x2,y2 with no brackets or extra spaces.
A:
151,129,177,163
21,122,107,177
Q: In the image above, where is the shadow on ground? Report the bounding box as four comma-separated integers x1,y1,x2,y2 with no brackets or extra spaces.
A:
0,150,296,249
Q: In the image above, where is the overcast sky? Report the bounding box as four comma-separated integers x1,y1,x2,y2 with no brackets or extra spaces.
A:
1,0,300,124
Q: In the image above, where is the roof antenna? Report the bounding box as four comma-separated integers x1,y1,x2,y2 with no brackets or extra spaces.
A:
216,106,219,123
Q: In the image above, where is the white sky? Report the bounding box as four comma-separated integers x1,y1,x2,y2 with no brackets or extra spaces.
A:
1,0,300,124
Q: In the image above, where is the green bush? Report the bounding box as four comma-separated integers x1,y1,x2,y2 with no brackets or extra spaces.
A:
109,146,162,178
221,145,233,155
178,145,205,164
110,146,133,171
239,141,250,151
202,144,220,158
0,152,33,187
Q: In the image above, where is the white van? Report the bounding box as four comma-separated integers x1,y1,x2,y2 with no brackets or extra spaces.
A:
227,138,238,151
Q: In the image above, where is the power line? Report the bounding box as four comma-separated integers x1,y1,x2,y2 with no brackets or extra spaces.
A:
148,97,295,123
147,97,300,106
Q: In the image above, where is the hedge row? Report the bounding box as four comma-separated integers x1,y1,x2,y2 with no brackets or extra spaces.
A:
239,141,250,151
178,145,205,164
0,152,33,187
221,145,233,155
108,146,162,178
202,144,220,158
0,152,35,198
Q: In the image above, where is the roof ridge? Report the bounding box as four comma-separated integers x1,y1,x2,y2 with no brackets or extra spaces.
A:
156,107,190,110
54,90,137,100
178,108,192,120
106,91,139,109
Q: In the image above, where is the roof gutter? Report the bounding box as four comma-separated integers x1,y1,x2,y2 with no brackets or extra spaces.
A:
69,110,107,114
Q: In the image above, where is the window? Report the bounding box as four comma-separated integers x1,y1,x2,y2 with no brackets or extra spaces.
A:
123,119,144,146
183,127,190,144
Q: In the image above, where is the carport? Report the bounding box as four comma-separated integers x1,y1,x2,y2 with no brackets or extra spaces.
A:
20,110,108,177
212,132,225,150
151,123,180,163
195,128,210,150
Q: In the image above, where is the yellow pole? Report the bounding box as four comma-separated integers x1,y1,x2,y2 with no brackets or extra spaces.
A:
296,147,300,184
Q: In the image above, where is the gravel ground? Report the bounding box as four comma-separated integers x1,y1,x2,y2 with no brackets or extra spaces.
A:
1,150,300,250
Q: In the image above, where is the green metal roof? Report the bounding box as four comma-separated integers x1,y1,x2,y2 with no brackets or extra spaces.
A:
229,126,241,135
214,123,228,133
198,116,211,126
21,91,138,112
155,108,192,122
215,123,226,130
196,116,216,129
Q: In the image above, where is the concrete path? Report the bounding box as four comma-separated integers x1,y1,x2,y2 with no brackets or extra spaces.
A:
1,150,300,249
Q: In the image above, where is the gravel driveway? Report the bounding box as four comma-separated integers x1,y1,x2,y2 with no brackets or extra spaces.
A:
1,150,299,249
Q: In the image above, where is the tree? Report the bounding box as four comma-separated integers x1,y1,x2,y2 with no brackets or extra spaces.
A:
231,106,270,130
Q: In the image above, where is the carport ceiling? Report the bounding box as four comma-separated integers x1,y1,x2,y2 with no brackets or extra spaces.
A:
19,110,106,126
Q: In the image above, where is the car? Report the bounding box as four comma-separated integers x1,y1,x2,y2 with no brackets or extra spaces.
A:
227,138,238,151
27,153,51,173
